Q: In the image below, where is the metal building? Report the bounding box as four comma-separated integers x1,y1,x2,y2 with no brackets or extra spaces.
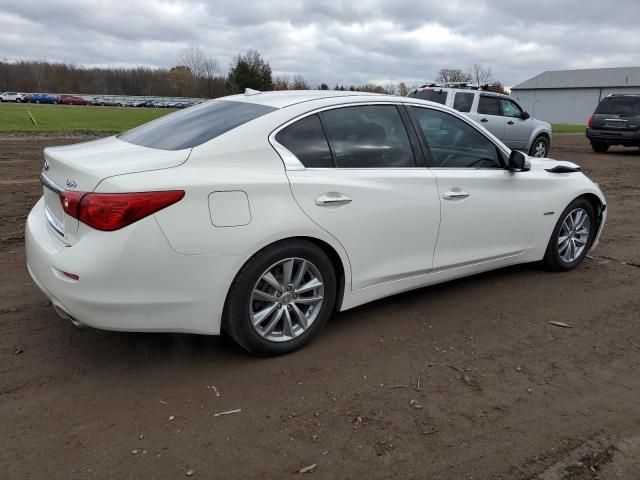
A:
511,67,640,125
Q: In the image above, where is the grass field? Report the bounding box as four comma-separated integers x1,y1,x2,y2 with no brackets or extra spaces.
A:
552,124,586,134
0,102,587,136
0,103,174,134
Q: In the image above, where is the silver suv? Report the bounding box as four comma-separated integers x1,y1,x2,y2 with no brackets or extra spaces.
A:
408,83,552,157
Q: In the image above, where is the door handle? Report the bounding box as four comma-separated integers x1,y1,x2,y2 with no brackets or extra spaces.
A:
507,120,515,125
443,190,470,200
480,118,488,123
315,192,352,207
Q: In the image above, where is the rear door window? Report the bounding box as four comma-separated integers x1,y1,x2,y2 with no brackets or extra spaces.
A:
118,100,276,150
477,96,501,116
321,105,416,168
408,89,448,105
453,92,475,113
275,114,334,168
595,96,640,116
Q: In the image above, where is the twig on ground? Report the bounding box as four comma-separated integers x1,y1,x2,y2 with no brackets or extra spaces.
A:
420,429,439,436
416,362,466,392
213,408,242,417
387,385,407,389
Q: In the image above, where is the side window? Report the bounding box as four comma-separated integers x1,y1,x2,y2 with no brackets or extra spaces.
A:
477,96,501,116
321,105,416,168
500,99,523,118
453,92,474,113
275,114,334,168
410,107,502,168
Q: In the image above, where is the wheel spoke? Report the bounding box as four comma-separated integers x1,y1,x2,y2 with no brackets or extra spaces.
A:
296,278,322,294
292,260,307,289
295,295,323,305
252,289,278,302
262,271,283,291
283,309,294,337
262,308,284,337
574,237,587,247
282,259,294,287
290,303,308,330
252,303,278,326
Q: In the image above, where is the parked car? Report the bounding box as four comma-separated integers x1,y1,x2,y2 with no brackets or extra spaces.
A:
29,93,59,104
60,95,89,106
90,97,120,107
586,94,640,152
27,91,606,356
408,83,552,157
0,91,26,103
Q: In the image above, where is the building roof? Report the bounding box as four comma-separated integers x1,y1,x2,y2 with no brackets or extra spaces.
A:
512,67,640,90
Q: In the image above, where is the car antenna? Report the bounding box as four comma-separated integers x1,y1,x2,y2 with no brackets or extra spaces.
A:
245,88,261,96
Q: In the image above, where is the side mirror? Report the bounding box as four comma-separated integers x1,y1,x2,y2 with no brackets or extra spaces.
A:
508,150,530,172
522,111,530,120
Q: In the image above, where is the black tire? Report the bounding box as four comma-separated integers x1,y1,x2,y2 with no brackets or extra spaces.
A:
543,197,596,271
16,98,22,103
223,240,337,356
591,143,609,153
529,135,550,157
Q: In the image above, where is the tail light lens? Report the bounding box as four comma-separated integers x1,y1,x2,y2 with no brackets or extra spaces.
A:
588,115,593,128
59,190,184,231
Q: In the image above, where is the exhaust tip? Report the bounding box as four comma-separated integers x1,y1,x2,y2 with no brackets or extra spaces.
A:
53,304,85,329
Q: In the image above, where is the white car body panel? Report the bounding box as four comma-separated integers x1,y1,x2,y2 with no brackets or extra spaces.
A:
25,91,607,336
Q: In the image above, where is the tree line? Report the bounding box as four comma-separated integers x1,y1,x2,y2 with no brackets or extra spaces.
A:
0,47,504,98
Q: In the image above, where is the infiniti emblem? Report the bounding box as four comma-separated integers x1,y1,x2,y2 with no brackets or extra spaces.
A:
43,159,50,171
66,179,78,188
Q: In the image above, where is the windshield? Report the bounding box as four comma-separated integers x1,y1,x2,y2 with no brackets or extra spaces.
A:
118,99,277,150
595,96,640,116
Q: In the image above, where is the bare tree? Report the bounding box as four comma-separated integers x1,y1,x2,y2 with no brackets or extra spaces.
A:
290,74,309,90
435,68,472,83
397,82,409,97
471,64,492,86
383,83,396,95
272,76,290,90
177,46,220,96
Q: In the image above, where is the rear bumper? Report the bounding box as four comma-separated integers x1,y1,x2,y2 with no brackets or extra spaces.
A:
26,198,246,335
586,128,640,146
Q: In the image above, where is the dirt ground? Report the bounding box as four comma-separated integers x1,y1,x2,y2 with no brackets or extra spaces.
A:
1,134,639,480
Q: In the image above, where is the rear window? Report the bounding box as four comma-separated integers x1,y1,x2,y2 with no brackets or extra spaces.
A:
118,100,277,150
595,96,640,116
408,89,448,105
453,92,474,112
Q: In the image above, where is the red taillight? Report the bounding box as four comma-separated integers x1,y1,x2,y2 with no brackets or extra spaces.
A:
588,116,593,128
59,190,184,231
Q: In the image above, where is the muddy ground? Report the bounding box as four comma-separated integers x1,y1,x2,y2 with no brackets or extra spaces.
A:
1,134,639,479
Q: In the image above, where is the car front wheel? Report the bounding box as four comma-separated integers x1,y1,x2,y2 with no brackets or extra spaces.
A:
223,240,336,356
543,198,596,271
529,135,549,157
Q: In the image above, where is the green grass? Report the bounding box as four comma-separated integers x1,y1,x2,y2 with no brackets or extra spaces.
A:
552,124,586,134
0,103,174,134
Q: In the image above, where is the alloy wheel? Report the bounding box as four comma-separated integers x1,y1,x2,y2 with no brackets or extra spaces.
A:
558,208,590,263
534,140,547,157
249,258,324,342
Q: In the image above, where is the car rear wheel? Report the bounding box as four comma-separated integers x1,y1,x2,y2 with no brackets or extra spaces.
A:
529,135,549,157
543,198,596,271
591,143,609,153
223,240,336,356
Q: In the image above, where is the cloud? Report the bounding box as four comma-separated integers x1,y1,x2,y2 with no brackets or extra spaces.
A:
0,0,639,87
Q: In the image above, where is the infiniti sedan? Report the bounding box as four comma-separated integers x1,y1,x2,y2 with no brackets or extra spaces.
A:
26,91,607,355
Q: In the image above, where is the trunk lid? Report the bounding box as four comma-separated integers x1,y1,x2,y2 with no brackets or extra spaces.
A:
41,136,190,244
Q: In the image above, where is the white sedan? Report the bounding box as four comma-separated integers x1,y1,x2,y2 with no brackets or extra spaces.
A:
26,91,607,355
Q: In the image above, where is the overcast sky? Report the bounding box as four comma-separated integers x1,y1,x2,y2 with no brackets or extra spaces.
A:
1,0,639,88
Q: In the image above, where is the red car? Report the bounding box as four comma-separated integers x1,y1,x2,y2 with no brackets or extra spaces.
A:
60,95,89,105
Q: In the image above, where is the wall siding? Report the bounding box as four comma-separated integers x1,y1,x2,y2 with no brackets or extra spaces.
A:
512,87,640,125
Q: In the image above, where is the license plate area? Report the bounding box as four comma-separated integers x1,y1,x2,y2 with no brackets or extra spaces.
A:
43,185,66,237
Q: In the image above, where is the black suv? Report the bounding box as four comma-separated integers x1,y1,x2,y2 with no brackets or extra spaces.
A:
586,94,640,153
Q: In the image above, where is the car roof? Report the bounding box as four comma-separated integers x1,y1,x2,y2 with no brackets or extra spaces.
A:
223,90,384,109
